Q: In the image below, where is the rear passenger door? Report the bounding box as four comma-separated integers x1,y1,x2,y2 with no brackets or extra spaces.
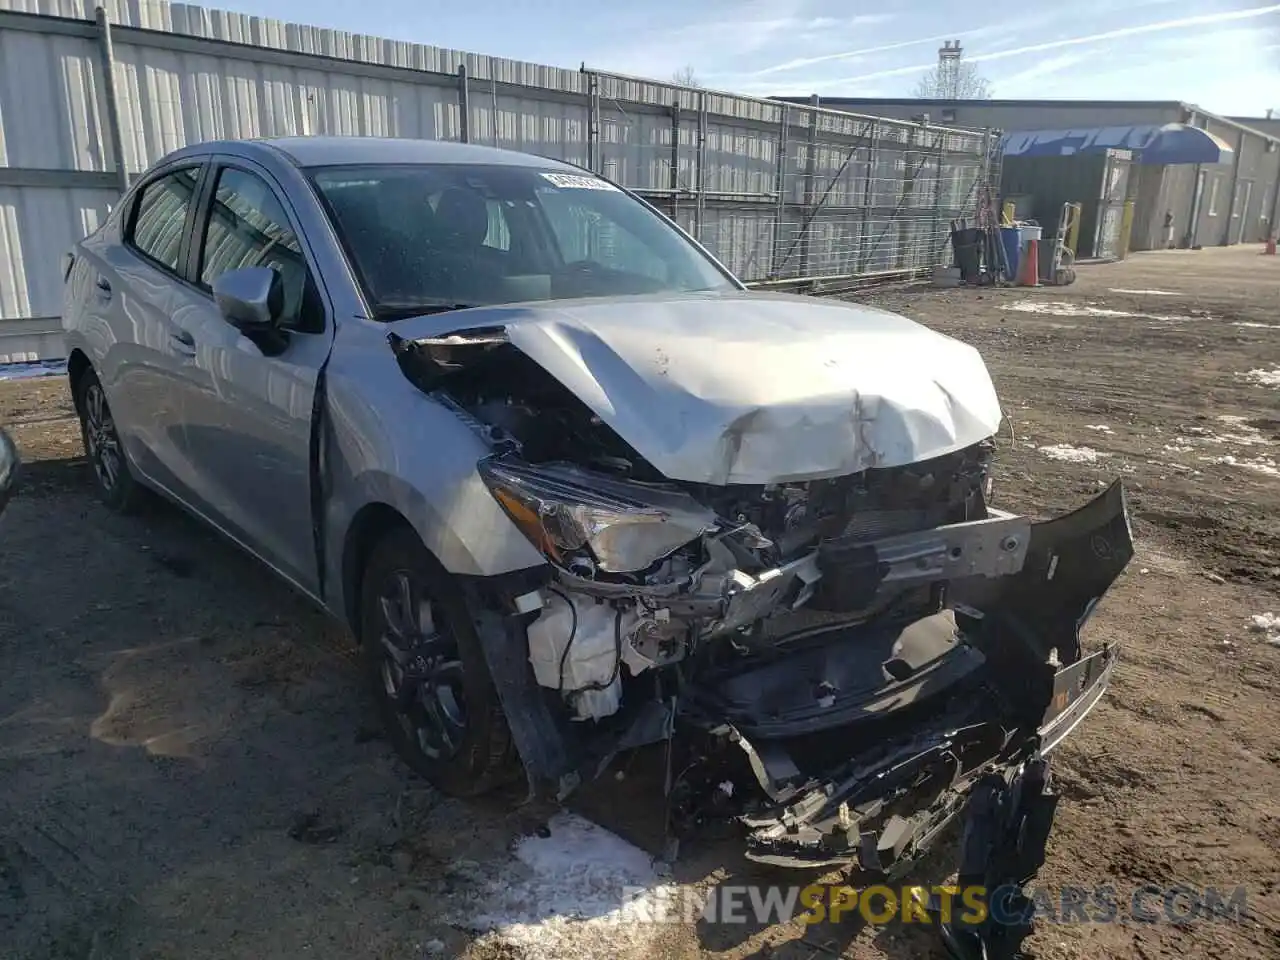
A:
162,157,335,596
95,161,207,497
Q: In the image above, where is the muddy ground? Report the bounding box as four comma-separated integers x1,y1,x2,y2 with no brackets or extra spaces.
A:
1,245,1278,960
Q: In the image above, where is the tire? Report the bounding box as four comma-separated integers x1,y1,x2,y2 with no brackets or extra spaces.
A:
359,527,518,796
75,367,143,513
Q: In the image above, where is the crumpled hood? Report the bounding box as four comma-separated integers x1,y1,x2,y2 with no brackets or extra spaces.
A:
389,291,1003,484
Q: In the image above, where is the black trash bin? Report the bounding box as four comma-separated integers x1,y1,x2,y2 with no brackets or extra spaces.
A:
951,227,983,282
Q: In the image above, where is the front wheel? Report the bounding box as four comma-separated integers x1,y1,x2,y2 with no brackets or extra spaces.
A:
359,528,518,796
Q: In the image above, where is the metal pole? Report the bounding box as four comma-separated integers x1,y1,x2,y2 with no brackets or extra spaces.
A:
980,127,995,205
858,121,879,274
457,63,470,143
1185,163,1203,248
694,90,707,243
1269,162,1280,237
669,99,680,222
94,6,129,195
584,71,601,173
490,77,500,148
1221,129,1245,246
799,95,819,279
931,128,946,267
769,105,789,279
894,127,923,270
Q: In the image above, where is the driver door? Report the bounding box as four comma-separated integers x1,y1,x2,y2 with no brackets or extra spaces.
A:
163,157,335,596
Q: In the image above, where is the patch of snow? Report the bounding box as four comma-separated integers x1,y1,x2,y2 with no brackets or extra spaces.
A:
1240,369,1280,388
1198,455,1280,477
1039,444,1106,463
1248,613,1280,645
1204,433,1270,447
461,813,675,960
1233,322,1280,330
1161,419,1273,450
0,359,65,381
1084,424,1113,433
1000,300,1181,321
1109,289,1178,296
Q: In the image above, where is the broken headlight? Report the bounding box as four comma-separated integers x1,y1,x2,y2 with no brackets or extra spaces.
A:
478,459,716,574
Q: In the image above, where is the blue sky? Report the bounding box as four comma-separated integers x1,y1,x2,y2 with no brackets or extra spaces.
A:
215,0,1279,116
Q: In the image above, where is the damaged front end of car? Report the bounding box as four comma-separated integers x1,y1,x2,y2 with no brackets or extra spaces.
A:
388,319,1133,954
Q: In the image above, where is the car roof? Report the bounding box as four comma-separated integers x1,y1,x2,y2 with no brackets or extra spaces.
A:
179,136,587,172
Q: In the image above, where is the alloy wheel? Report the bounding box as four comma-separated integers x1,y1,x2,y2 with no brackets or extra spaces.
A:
375,569,468,760
83,382,122,493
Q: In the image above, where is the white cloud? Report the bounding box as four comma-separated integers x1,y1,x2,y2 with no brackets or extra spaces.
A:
746,30,977,77
596,7,901,87
806,4,1280,90
992,51,1094,93
587,0,816,76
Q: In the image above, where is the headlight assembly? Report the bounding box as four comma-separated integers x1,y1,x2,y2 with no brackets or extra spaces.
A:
477,459,716,574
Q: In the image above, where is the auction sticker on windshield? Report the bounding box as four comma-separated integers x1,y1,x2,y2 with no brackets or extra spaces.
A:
541,172,617,190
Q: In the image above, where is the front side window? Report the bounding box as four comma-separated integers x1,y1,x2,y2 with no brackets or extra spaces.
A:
128,166,200,272
198,167,310,328
310,163,735,318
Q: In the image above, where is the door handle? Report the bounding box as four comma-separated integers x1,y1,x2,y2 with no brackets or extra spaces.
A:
170,329,196,356
95,276,112,297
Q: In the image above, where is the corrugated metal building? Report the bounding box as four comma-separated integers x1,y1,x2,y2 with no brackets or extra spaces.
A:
0,0,995,360
783,97,1280,255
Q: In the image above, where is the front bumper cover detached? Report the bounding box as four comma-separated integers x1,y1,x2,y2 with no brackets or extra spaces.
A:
734,480,1132,873
733,480,1132,960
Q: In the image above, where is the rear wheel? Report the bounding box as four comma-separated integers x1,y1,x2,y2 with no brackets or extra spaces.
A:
360,527,518,796
75,368,142,513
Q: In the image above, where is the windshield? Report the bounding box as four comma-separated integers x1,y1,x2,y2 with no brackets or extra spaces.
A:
309,163,737,317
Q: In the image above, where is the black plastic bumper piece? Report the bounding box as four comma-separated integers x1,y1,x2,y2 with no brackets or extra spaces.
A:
934,759,1057,960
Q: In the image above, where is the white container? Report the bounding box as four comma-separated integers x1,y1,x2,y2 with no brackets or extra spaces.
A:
525,591,629,720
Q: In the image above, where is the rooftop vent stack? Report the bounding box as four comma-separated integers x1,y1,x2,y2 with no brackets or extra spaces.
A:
936,40,963,100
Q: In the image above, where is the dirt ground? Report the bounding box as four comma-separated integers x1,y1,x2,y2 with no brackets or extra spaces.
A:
1,245,1278,960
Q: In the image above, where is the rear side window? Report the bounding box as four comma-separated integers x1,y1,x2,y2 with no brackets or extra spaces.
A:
198,167,310,328
128,167,200,272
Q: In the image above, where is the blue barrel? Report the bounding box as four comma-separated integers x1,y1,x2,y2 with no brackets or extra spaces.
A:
1000,226,1022,281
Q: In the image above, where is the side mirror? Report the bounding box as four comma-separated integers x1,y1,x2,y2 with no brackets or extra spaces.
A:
0,428,20,518
212,266,283,331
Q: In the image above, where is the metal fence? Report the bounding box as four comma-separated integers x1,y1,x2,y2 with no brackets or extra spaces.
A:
591,77,997,286
0,0,996,360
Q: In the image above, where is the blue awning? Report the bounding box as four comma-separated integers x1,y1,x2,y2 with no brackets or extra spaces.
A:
1000,123,1234,164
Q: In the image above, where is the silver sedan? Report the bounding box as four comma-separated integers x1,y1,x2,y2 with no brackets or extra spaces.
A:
63,137,1130,922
